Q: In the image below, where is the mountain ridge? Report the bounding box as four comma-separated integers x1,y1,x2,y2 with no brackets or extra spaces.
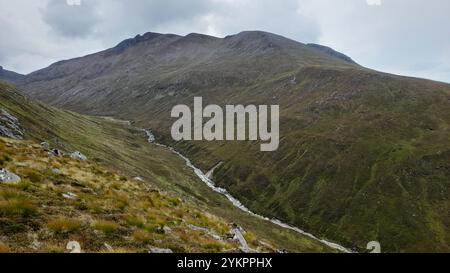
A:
16,30,450,252
22,31,357,81
0,66,24,83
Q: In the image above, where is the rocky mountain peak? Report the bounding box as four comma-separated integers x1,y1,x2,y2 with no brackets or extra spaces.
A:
183,33,219,43
108,32,168,55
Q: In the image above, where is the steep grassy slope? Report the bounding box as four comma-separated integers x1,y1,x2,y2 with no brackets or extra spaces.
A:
177,67,450,252
0,137,248,253
18,31,450,252
0,81,334,253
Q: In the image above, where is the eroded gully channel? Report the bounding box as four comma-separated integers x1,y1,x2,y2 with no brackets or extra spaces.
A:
142,129,353,253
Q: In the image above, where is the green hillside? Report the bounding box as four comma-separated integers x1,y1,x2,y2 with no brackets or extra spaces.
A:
1,81,334,253
18,31,450,252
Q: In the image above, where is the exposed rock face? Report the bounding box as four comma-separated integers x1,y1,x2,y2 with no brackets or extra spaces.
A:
70,151,87,161
0,168,21,184
0,108,24,139
108,32,164,56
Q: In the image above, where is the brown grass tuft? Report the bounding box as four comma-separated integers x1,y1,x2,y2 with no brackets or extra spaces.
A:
46,217,83,233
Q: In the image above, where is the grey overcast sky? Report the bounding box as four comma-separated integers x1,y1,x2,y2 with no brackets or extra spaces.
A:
1,0,449,83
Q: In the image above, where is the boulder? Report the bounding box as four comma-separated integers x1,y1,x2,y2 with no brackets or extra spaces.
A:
62,192,77,200
66,241,82,253
163,226,172,234
50,149,62,157
70,151,87,161
230,225,251,253
149,247,173,254
40,142,51,150
51,168,62,175
0,108,24,140
143,129,155,143
104,243,114,252
0,168,21,184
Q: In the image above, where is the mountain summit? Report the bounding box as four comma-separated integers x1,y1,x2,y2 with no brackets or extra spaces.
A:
20,31,358,112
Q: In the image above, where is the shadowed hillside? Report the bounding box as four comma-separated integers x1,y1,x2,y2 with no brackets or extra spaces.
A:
0,66,24,83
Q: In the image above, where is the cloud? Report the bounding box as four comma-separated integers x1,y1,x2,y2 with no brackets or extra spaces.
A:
42,0,101,38
87,0,319,46
366,0,382,6
299,0,450,82
205,0,320,42
0,0,105,74
0,0,449,83
93,0,215,42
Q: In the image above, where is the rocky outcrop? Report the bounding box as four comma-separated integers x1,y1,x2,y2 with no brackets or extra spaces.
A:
40,142,87,161
0,108,24,139
50,149,62,157
107,32,164,56
143,129,156,143
0,168,21,184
